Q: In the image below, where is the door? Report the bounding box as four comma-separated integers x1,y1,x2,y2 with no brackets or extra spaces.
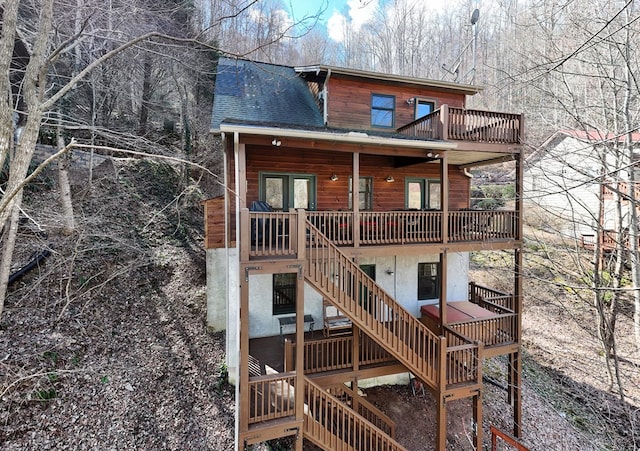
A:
262,174,316,211
406,178,441,210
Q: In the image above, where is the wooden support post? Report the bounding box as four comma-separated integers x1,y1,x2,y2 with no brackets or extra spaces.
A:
353,152,360,248
436,394,447,450
439,251,448,327
353,324,360,372
239,267,250,433
441,152,449,243
440,104,449,141
513,351,522,438
294,265,305,440
473,391,483,451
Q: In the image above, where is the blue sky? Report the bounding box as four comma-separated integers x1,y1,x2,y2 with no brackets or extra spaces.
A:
285,0,453,42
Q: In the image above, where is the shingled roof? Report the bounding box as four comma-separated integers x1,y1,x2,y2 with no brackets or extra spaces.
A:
210,57,324,132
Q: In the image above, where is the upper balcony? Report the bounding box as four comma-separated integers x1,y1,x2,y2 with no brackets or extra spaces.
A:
397,106,523,148
240,208,519,260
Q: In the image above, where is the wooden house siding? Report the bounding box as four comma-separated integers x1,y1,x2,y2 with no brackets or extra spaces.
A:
244,147,470,211
326,76,466,130
204,196,226,248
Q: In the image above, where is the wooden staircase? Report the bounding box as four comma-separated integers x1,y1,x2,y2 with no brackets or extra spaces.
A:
303,377,406,451
304,219,482,393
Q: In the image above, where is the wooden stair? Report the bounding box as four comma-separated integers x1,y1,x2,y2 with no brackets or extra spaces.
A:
303,377,406,451
304,219,481,392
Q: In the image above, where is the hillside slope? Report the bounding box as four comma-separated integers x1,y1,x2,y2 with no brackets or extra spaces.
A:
0,159,234,449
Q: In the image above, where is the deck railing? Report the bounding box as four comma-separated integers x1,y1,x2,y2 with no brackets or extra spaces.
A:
443,327,483,388
241,209,518,259
304,220,485,390
247,372,296,424
304,377,407,451
397,105,523,144
284,334,395,374
448,314,517,349
469,282,515,313
327,384,397,438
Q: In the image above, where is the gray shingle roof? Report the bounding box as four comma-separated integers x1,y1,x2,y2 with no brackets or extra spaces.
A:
211,57,324,132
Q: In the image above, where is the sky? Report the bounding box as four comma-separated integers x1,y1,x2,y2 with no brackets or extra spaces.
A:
285,0,453,42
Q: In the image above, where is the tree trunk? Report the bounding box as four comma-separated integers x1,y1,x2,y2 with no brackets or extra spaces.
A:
57,135,76,235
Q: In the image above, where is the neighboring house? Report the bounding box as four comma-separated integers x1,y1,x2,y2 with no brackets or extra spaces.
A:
205,57,525,450
523,130,640,249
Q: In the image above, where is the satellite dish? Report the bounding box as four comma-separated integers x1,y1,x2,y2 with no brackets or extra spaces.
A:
471,8,480,25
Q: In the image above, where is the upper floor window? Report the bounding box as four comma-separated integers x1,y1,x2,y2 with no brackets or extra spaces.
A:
349,176,373,210
371,94,395,128
415,99,435,120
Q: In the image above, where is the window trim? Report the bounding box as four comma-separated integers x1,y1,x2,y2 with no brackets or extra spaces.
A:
371,93,396,128
417,262,440,301
273,273,297,315
259,172,317,211
348,176,374,210
405,177,441,210
414,98,436,120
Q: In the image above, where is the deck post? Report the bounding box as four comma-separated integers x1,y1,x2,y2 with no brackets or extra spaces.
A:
353,324,360,372
296,209,305,260
353,152,360,248
238,265,250,434
436,393,447,450
473,391,483,450
440,104,449,141
294,262,306,440
441,152,449,243
513,350,522,438
439,252,448,327
240,208,249,262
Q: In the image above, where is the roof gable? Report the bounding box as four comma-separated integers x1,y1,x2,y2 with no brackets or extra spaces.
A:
211,57,324,132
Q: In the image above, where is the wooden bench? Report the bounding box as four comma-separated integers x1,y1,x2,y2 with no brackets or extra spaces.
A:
278,314,314,342
323,299,352,337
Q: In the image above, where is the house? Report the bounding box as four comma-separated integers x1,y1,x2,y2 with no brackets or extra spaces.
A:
205,57,525,450
523,130,640,251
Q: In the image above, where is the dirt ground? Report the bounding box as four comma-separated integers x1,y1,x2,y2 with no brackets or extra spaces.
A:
1,161,637,450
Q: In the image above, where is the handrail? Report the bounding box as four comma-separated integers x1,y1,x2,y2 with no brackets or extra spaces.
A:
247,372,297,424
285,334,395,374
469,282,515,312
305,219,480,389
303,377,407,451
397,106,522,144
242,210,518,259
327,384,397,438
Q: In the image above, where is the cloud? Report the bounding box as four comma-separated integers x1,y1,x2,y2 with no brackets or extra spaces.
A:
327,0,379,43
347,0,378,31
327,11,347,42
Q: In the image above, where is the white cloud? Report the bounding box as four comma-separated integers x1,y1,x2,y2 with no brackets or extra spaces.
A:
347,0,378,31
327,0,379,43
327,11,347,43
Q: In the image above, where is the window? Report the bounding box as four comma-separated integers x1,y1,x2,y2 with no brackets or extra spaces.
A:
418,262,440,300
406,178,441,210
349,176,373,210
415,99,435,120
260,173,316,211
273,273,296,315
371,94,395,128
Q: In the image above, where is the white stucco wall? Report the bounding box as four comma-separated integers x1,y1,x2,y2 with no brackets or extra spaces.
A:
207,248,470,383
206,247,239,383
